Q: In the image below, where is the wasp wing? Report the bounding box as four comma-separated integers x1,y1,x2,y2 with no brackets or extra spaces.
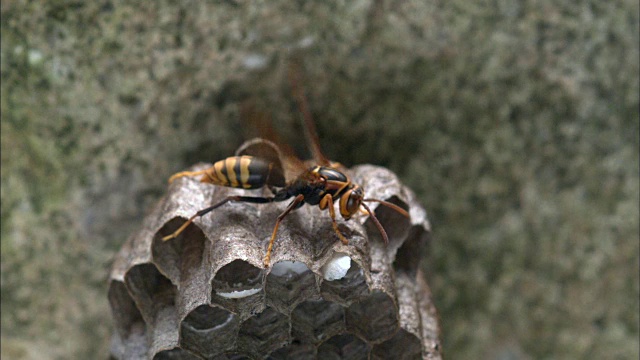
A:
239,100,307,184
287,58,332,167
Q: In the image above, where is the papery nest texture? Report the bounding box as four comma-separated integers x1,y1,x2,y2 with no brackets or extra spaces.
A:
108,140,442,360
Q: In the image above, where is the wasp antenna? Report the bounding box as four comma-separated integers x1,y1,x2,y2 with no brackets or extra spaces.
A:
361,202,389,245
363,198,410,218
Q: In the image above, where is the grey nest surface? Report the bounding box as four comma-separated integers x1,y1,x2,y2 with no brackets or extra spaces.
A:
109,143,441,359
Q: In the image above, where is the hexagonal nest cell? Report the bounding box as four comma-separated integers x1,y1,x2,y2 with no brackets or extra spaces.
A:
109,144,441,359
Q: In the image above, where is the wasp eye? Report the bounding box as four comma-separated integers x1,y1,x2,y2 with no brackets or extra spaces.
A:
338,188,360,219
346,195,360,214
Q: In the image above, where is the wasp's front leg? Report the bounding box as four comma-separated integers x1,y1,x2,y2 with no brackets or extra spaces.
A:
319,194,349,245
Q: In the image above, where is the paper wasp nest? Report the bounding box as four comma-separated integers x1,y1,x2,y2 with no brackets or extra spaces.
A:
109,142,441,359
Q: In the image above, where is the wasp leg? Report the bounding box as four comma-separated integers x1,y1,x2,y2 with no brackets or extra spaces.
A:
319,194,349,245
264,194,305,268
168,169,210,184
162,195,274,241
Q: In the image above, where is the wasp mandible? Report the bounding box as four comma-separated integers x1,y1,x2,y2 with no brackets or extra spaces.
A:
162,64,409,267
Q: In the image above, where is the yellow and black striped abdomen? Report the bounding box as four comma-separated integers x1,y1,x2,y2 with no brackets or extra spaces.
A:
200,156,285,189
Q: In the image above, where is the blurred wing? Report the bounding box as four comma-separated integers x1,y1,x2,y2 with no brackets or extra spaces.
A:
239,100,306,183
287,58,331,167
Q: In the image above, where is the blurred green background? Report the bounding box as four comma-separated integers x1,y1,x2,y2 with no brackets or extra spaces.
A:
1,1,638,359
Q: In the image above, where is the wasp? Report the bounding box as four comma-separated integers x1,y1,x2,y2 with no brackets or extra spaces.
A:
162,65,409,267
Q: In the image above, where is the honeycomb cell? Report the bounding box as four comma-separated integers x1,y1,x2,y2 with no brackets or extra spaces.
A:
321,253,352,281
371,329,422,360
109,321,147,360
153,347,201,360
392,225,428,276
124,263,177,324
265,260,317,314
212,259,265,316
320,260,369,306
180,304,240,358
291,299,345,344
345,291,399,343
153,218,206,284
268,340,316,359
108,280,144,340
365,195,410,247
213,259,264,292
236,307,291,358
317,333,370,360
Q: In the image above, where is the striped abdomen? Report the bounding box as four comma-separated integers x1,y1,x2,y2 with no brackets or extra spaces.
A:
199,156,285,189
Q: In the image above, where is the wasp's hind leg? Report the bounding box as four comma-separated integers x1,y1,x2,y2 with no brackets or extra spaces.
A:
168,169,209,184
162,195,275,241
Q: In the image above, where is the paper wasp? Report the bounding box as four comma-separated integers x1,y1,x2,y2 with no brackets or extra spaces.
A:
162,65,409,267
